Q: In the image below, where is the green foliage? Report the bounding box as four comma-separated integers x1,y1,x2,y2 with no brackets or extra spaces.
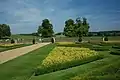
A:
55,32,63,36
112,46,120,49
32,39,35,44
104,36,108,41
75,17,90,37
90,46,110,51
64,19,75,37
37,19,54,38
0,24,11,38
78,37,82,42
51,37,55,43
11,39,15,44
63,17,90,42
110,50,120,55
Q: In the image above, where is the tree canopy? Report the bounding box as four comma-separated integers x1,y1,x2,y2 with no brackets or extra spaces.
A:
0,24,11,38
37,19,54,38
64,17,90,37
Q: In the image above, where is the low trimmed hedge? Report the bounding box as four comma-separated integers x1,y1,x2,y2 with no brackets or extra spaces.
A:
90,47,110,51
112,46,120,49
110,50,120,55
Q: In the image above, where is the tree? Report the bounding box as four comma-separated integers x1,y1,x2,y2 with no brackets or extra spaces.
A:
63,19,75,37
75,17,90,42
63,17,90,42
0,24,11,38
37,19,54,38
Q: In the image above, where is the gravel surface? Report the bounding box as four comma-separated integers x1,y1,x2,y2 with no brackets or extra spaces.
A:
0,43,50,64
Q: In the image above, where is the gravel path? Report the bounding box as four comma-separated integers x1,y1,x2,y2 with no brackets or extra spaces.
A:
0,43,50,64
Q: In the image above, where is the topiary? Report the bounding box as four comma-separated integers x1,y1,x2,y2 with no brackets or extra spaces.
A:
78,37,82,42
11,39,15,44
110,50,120,55
104,36,108,41
32,39,35,44
51,37,55,43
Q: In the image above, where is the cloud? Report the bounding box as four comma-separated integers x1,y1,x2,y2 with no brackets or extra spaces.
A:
0,0,120,33
14,8,42,23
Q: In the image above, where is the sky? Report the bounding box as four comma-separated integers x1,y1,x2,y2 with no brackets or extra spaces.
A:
0,0,120,34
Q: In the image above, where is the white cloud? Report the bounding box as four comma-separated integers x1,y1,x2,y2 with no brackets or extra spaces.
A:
14,8,43,23
112,20,120,23
49,8,55,12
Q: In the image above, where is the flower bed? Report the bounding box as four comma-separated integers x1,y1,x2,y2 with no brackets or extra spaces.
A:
35,47,102,75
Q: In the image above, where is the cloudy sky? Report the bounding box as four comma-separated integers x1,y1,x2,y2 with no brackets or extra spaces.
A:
0,0,120,34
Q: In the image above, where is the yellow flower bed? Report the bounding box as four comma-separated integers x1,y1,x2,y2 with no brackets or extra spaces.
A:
56,42,74,45
0,43,23,47
35,47,102,76
0,44,15,47
41,47,98,67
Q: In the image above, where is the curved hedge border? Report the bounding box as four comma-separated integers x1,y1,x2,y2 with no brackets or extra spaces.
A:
110,50,120,55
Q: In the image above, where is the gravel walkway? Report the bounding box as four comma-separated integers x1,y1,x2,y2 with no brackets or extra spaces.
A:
0,43,50,64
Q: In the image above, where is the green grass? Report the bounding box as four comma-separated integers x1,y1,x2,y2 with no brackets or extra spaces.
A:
71,59,120,80
29,42,120,80
0,44,55,80
11,35,120,42
0,44,32,52
11,35,37,40
0,41,120,80
55,36,120,42
30,56,120,80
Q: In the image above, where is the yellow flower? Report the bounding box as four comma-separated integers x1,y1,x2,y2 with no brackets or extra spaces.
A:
40,47,98,68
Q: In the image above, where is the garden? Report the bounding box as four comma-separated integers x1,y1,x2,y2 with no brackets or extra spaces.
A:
0,41,120,80
30,42,120,80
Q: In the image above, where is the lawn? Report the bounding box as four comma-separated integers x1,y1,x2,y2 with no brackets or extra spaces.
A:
11,34,37,40
0,40,120,80
0,44,55,80
0,44,32,52
30,42,120,80
11,35,120,42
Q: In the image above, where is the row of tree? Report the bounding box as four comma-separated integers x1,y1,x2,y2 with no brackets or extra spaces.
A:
37,17,90,41
88,31,120,36
0,24,11,38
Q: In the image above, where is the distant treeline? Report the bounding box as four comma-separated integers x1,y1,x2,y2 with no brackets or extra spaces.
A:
19,33,38,36
88,31,120,36
55,31,120,37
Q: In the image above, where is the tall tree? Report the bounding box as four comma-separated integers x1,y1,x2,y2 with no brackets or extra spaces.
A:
0,24,11,38
63,17,90,42
64,19,75,37
75,17,90,42
37,19,54,38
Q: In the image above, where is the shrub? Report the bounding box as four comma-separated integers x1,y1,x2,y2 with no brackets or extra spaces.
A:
90,46,109,51
51,37,55,43
104,36,108,41
112,46,120,49
32,39,35,44
11,39,15,44
110,50,120,55
78,37,82,42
